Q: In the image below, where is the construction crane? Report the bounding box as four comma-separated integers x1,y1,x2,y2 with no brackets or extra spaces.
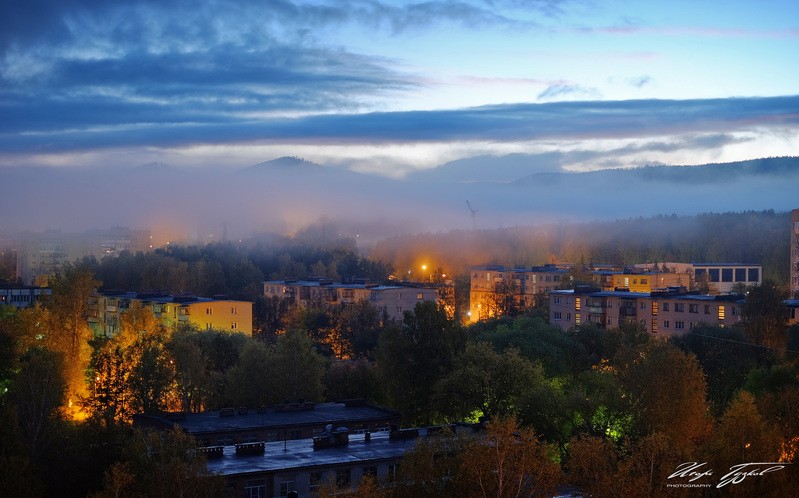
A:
466,200,478,231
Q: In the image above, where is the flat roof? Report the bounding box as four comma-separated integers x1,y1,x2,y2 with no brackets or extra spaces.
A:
691,263,762,268
97,291,244,304
263,281,429,292
206,431,418,476
173,403,398,436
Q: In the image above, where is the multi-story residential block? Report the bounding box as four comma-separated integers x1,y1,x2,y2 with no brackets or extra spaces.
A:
15,227,152,285
592,270,689,292
90,291,252,336
263,280,437,323
0,284,51,308
791,209,799,298
469,264,568,322
549,287,745,337
634,262,762,294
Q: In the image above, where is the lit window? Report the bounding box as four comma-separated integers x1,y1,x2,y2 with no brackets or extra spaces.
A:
417,292,423,300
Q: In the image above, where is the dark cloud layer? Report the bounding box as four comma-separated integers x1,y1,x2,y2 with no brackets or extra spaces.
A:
2,96,798,154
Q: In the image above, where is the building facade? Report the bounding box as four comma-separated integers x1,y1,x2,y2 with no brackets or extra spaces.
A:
549,287,745,337
791,209,799,298
0,285,51,308
263,280,437,323
592,270,689,292
634,262,762,294
90,291,252,336
469,264,568,322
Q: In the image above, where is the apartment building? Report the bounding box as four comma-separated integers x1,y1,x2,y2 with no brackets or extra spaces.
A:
592,270,689,292
263,280,437,323
15,227,152,285
0,284,51,308
469,264,568,322
549,287,745,337
634,262,762,294
90,291,252,336
791,209,799,298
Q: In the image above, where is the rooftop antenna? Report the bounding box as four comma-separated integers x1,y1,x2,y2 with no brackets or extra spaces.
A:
466,200,478,231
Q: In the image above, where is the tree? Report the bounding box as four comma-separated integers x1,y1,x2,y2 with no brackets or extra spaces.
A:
268,329,326,404
456,417,561,498
9,347,66,460
742,280,789,350
43,267,99,416
377,302,465,424
670,324,758,416
434,342,545,422
616,341,711,451
224,339,271,408
335,301,382,360
85,336,131,426
94,427,225,498
127,337,175,415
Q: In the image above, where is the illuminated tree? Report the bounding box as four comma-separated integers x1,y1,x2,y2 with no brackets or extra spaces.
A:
335,300,382,360
43,267,99,415
455,417,561,498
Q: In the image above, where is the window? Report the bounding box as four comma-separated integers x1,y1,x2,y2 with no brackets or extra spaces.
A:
417,292,423,300
336,469,351,488
718,305,725,320
554,312,562,320
663,302,670,311
748,268,759,282
674,303,685,312
231,306,238,314
722,268,733,282
310,472,324,493
206,307,213,315
695,268,706,279
290,429,302,440
704,305,711,314
231,322,238,329
244,479,266,498
566,313,571,320
387,464,397,481
640,278,648,285
640,302,646,310
575,297,581,311
675,321,685,330
689,304,698,313
735,268,746,282
709,269,720,282
553,296,560,304
279,480,296,497
663,320,670,328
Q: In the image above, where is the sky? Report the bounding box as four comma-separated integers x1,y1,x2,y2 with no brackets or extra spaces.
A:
2,0,799,178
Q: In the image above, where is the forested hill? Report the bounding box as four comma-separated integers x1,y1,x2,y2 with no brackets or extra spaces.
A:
512,156,799,185
372,210,792,285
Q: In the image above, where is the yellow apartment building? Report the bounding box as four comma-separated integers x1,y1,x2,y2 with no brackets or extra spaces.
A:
90,291,252,336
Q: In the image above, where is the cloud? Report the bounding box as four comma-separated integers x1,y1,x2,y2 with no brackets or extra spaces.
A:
536,84,601,100
628,75,652,88
2,96,798,156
